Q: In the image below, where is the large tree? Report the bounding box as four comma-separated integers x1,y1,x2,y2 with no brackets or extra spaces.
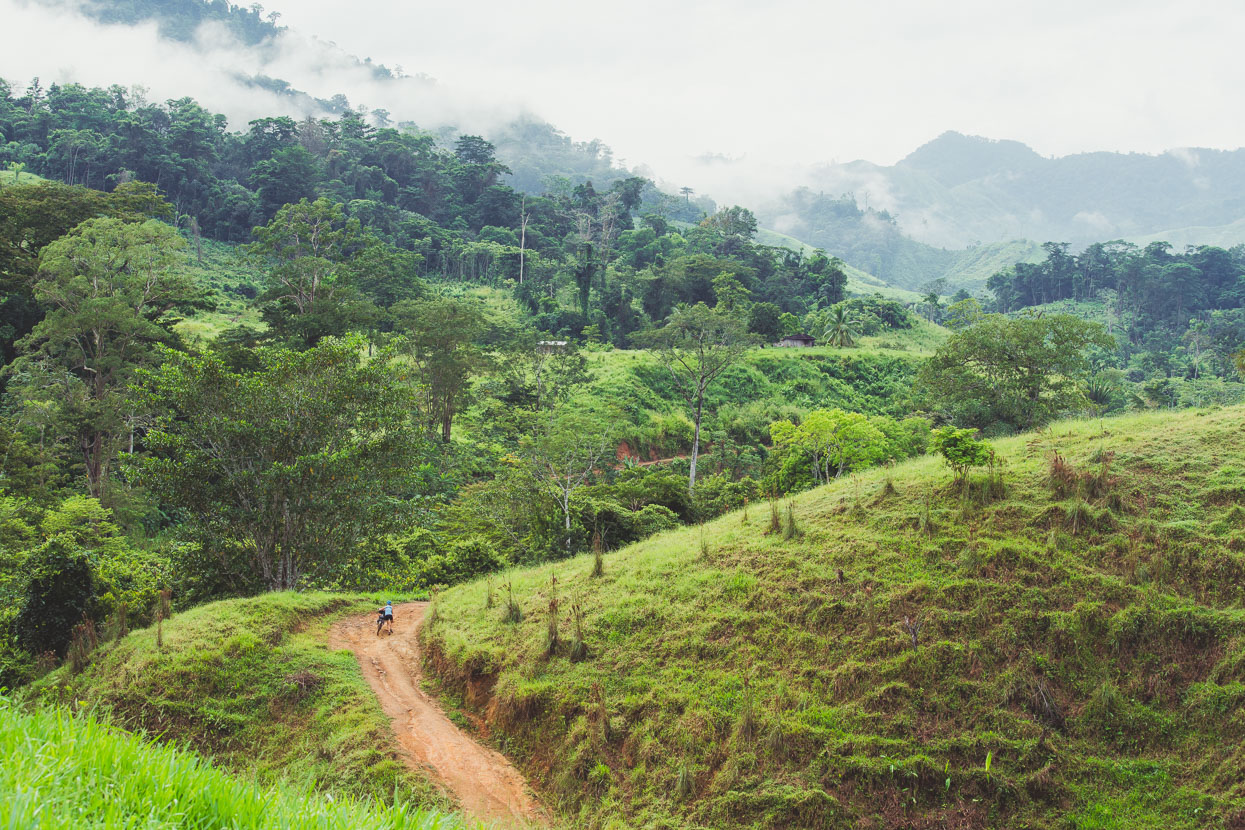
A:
12,217,202,496
249,198,370,347
639,303,753,491
391,296,491,442
0,181,170,371
525,407,613,554
131,337,422,592
918,313,1115,432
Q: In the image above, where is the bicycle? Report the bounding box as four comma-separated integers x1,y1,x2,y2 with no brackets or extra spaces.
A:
376,611,394,637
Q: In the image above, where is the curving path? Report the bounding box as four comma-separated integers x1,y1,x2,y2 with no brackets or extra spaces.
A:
329,602,543,827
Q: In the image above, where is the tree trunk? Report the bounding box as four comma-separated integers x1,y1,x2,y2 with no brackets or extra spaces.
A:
519,197,528,286
688,394,703,492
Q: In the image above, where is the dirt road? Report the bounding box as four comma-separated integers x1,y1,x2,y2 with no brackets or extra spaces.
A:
329,602,542,827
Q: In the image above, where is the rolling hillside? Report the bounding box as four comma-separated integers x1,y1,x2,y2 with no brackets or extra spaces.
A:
28,593,450,810
425,407,1245,829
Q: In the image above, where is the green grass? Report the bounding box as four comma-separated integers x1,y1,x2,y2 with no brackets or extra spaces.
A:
29,592,447,810
425,407,1245,828
0,700,472,829
0,168,52,187
172,238,265,342
0,168,51,187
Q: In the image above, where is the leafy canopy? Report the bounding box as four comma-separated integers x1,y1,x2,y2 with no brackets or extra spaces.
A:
130,337,423,593
918,313,1114,433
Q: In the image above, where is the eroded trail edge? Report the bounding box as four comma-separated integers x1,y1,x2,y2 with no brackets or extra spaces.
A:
329,602,542,827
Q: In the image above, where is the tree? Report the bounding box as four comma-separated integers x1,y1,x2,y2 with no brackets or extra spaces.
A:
0,181,171,371
944,297,985,330
525,407,613,554
747,302,782,342
251,145,320,219
770,409,888,486
15,538,95,656
822,305,859,347
930,426,996,484
12,218,202,496
131,338,422,592
711,271,751,315
391,296,490,442
918,313,1115,432
805,410,887,479
249,198,368,346
638,304,752,491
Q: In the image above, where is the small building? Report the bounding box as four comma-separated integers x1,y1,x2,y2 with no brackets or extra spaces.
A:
776,333,817,348
536,340,568,353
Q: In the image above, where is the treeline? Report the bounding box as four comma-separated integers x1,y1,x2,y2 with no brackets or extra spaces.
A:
985,241,1245,383
0,80,857,348
83,0,283,47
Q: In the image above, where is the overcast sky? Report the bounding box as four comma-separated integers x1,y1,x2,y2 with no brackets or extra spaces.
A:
273,0,1245,167
5,0,1245,198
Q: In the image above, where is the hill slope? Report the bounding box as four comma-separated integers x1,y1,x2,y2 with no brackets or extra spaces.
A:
30,593,450,810
425,407,1245,828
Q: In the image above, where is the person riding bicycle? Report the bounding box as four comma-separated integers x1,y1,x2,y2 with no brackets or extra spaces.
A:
378,600,394,633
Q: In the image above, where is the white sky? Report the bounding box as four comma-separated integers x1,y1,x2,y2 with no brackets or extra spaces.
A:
4,0,1245,200
273,0,1245,167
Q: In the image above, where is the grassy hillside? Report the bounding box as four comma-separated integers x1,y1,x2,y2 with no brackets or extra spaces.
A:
0,168,49,187
580,338,940,463
29,592,447,810
172,238,265,341
0,701,469,829
425,407,1245,828
1128,218,1245,250
943,239,1045,290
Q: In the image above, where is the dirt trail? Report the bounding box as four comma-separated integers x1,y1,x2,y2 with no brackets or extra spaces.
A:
329,602,542,827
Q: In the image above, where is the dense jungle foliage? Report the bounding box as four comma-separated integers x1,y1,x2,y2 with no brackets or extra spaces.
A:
1,72,1243,701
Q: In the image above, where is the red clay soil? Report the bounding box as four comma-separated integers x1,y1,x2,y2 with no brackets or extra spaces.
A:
329,602,544,828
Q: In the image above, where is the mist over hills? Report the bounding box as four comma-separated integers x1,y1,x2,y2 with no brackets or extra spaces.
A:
772,131,1245,252
9,0,1245,292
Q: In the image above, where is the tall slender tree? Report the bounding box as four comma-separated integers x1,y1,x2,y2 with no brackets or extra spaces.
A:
639,303,752,491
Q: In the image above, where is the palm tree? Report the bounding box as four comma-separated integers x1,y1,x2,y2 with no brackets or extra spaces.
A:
822,306,859,347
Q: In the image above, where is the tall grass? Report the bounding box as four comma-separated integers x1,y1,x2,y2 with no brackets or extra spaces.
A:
0,700,472,829
426,407,1245,829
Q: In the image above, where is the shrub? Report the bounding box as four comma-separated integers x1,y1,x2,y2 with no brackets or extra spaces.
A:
930,426,997,483
692,474,760,521
15,537,96,657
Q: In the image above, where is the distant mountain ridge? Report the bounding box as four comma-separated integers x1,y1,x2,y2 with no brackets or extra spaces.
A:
790,131,1245,250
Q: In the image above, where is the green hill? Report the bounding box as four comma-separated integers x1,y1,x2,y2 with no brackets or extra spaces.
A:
424,407,1245,828
0,168,49,187
0,701,467,830
29,592,447,810
578,336,943,465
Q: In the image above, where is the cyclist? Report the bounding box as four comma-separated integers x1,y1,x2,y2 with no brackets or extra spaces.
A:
378,600,394,634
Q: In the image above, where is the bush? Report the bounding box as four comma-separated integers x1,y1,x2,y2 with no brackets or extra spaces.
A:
692,474,760,521
930,426,997,483
15,537,96,657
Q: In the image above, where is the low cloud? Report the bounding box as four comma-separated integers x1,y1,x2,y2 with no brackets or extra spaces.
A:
0,0,526,135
